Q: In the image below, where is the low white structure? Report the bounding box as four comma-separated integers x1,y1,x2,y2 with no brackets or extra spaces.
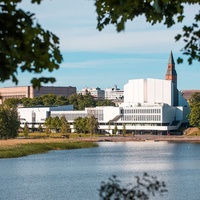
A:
18,105,73,128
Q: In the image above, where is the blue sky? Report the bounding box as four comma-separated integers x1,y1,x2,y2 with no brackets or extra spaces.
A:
1,0,199,91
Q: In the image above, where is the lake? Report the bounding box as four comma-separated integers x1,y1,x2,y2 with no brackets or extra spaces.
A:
0,141,200,200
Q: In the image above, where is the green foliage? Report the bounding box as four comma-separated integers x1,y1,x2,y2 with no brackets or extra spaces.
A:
69,93,96,110
42,94,57,106
44,116,61,133
113,124,118,135
23,123,29,137
0,105,20,139
0,141,98,159
122,123,126,136
189,92,200,107
73,115,99,134
73,117,84,133
188,92,200,129
60,115,71,134
20,93,109,110
3,98,21,107
54,96,69,106
189,103,200,129
44,116,52,135
0,0,63,87
99,173,167,200
38,124,43,132
51,116,61,132
96,99,115,106
95,0,200,65
88,115,99,136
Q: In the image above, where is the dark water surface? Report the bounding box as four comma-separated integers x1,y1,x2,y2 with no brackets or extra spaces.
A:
0,141,200,200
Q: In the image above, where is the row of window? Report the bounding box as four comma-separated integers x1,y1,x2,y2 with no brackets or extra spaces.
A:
51,113,87,121
122,108,161,114
3,95,26,99
87,109,104,121
121,114,161,122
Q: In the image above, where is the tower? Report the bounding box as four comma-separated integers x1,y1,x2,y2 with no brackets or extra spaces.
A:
165,51,177,87
165,51,178,106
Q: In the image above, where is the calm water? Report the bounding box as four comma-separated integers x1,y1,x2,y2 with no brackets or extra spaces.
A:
0,141,200,200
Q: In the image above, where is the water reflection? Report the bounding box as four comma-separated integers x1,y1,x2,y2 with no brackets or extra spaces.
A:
0,141,200,200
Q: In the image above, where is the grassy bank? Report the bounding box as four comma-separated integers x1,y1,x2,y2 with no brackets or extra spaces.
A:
0,141,98,159
18,132,101,139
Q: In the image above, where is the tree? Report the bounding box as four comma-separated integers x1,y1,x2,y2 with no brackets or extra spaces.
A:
189,102,200,129
41,94,57,106
122,123,126,136
54,96,69,106
38,123,43,132
73,117,84,134
51,116,61,133
60,115,71,134
88,115,99,137
188,92,200,107
3,98,21,107
79,92,96,110
0,0,62,87
23,122,29,138
96,99,115,106
95,0,200,65
188,92,200,129
69,94,79,110
44,116,52,136
0,105,20,139
113,124,118,135
82,117,89,134
99,173,167,200
69,93,96,110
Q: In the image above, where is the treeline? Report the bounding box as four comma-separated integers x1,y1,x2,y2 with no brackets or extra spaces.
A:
44,115,99,136
3,93,115,110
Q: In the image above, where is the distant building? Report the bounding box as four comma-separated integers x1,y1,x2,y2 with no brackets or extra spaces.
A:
78,87,105,100
105,85,124,100
0,86,76,104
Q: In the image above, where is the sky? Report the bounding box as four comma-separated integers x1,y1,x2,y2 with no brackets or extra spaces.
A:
1,0,199,91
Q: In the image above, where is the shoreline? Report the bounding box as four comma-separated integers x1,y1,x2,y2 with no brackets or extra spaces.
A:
1,135,200,148
0,135,200,158
71,135,200,143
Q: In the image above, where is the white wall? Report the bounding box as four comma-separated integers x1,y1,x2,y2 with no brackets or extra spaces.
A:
146,79,173,105
124,79,144,104
18,107,50,125
124,78,173,106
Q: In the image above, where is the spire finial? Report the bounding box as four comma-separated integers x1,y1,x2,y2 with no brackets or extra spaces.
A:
168,51,175,65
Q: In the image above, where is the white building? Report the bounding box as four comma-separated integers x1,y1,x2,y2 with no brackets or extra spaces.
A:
17,52,190,134
105,85,124,100
78,87,105,99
